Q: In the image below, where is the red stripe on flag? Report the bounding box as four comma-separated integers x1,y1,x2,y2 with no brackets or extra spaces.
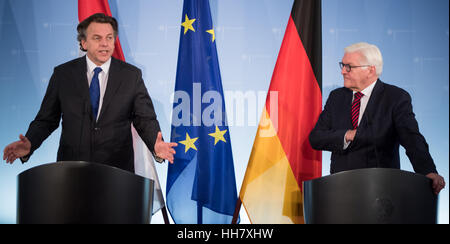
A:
266,16,322,186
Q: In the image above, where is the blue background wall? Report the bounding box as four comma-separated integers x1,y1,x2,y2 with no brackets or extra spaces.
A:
0,0,448,224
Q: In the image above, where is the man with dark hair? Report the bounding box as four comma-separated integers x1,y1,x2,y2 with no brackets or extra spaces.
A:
77,13,119,52
3,13,177,172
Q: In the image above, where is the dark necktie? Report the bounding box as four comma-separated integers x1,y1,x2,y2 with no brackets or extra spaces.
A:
351,92,364,129
89,67,102,119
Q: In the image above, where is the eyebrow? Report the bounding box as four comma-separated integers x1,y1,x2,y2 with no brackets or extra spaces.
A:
92,34,114,38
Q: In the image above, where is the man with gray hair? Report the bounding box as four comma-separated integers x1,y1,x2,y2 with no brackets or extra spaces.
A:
309,42,445,195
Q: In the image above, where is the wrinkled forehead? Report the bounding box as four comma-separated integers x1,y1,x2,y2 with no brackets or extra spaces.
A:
342,51,366,65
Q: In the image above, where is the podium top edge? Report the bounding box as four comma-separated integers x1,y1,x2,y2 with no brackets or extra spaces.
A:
18,161,152,182
305,168,430,183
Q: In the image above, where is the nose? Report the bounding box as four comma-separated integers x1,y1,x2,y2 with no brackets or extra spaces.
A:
100,41,107,47
100,38,108,46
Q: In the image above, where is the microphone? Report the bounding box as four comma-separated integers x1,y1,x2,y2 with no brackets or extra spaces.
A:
365,111,380,168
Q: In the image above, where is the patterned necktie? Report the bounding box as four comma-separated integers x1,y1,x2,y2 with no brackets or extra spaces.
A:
89,67,102,119
351,92,364,129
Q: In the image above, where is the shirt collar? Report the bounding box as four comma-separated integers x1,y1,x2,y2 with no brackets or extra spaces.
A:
355,79,377,98
86,55,111,75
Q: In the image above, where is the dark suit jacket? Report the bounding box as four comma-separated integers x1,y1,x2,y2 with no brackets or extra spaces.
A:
309,79,437,175
25,56,161,172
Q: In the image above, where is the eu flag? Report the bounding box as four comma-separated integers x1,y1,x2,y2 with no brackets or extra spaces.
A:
166,0,239,224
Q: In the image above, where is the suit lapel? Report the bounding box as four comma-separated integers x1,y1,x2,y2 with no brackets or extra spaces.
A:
98,57,123,121
342,88,354,129
72,56,93,120
360,79,384,128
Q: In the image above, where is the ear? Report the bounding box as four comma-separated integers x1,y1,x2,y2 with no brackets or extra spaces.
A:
369,65,377,75
81,39,87,50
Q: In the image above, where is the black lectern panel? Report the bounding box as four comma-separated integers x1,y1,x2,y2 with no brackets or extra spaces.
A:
17,161,153,224
303,168,437,224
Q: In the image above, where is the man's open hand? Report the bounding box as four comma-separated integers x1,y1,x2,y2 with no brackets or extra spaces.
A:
154,132,178,164
3,134,31,164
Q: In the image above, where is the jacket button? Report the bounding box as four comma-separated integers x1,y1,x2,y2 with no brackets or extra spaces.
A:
94,127,100,131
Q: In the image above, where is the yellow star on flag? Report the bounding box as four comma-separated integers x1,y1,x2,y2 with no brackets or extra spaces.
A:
208,126,227,145
181,14,196,34
206,29,215,42
179,132,198,153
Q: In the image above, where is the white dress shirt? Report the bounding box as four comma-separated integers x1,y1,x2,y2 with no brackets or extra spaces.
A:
343,80,378,149
86,56,111,121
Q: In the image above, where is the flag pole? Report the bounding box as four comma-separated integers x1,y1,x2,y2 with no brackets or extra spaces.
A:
161,206,170,224
231,198,241,224
197,203,203,224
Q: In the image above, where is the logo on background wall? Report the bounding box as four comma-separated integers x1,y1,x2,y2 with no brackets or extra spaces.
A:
171,82,279,136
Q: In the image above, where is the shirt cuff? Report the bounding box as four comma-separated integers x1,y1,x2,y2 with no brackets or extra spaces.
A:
343,136,351,150
20,155,30,164
153,153,164,163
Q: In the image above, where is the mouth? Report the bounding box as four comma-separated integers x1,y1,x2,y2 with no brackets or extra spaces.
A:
98,50,110,55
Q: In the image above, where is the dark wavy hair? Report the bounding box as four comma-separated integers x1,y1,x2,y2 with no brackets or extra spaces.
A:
77,13,118,52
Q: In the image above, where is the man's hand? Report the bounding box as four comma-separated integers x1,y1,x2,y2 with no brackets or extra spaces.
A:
345,129,357,143
3,134,31,164
426,173,446,195
154,132,178,164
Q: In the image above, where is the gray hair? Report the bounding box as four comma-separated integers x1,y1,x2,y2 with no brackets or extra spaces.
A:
345,42,383,76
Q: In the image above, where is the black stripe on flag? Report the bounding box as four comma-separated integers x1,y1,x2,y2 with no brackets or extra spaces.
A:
290,0,322,92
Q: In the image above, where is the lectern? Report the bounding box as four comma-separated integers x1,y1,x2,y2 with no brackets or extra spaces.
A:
303,168,438,224
17,161,154,224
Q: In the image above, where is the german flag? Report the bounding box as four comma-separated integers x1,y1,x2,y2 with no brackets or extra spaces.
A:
234,0,322,224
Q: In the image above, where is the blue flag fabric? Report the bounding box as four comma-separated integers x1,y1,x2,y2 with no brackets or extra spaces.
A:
166,0,239,224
